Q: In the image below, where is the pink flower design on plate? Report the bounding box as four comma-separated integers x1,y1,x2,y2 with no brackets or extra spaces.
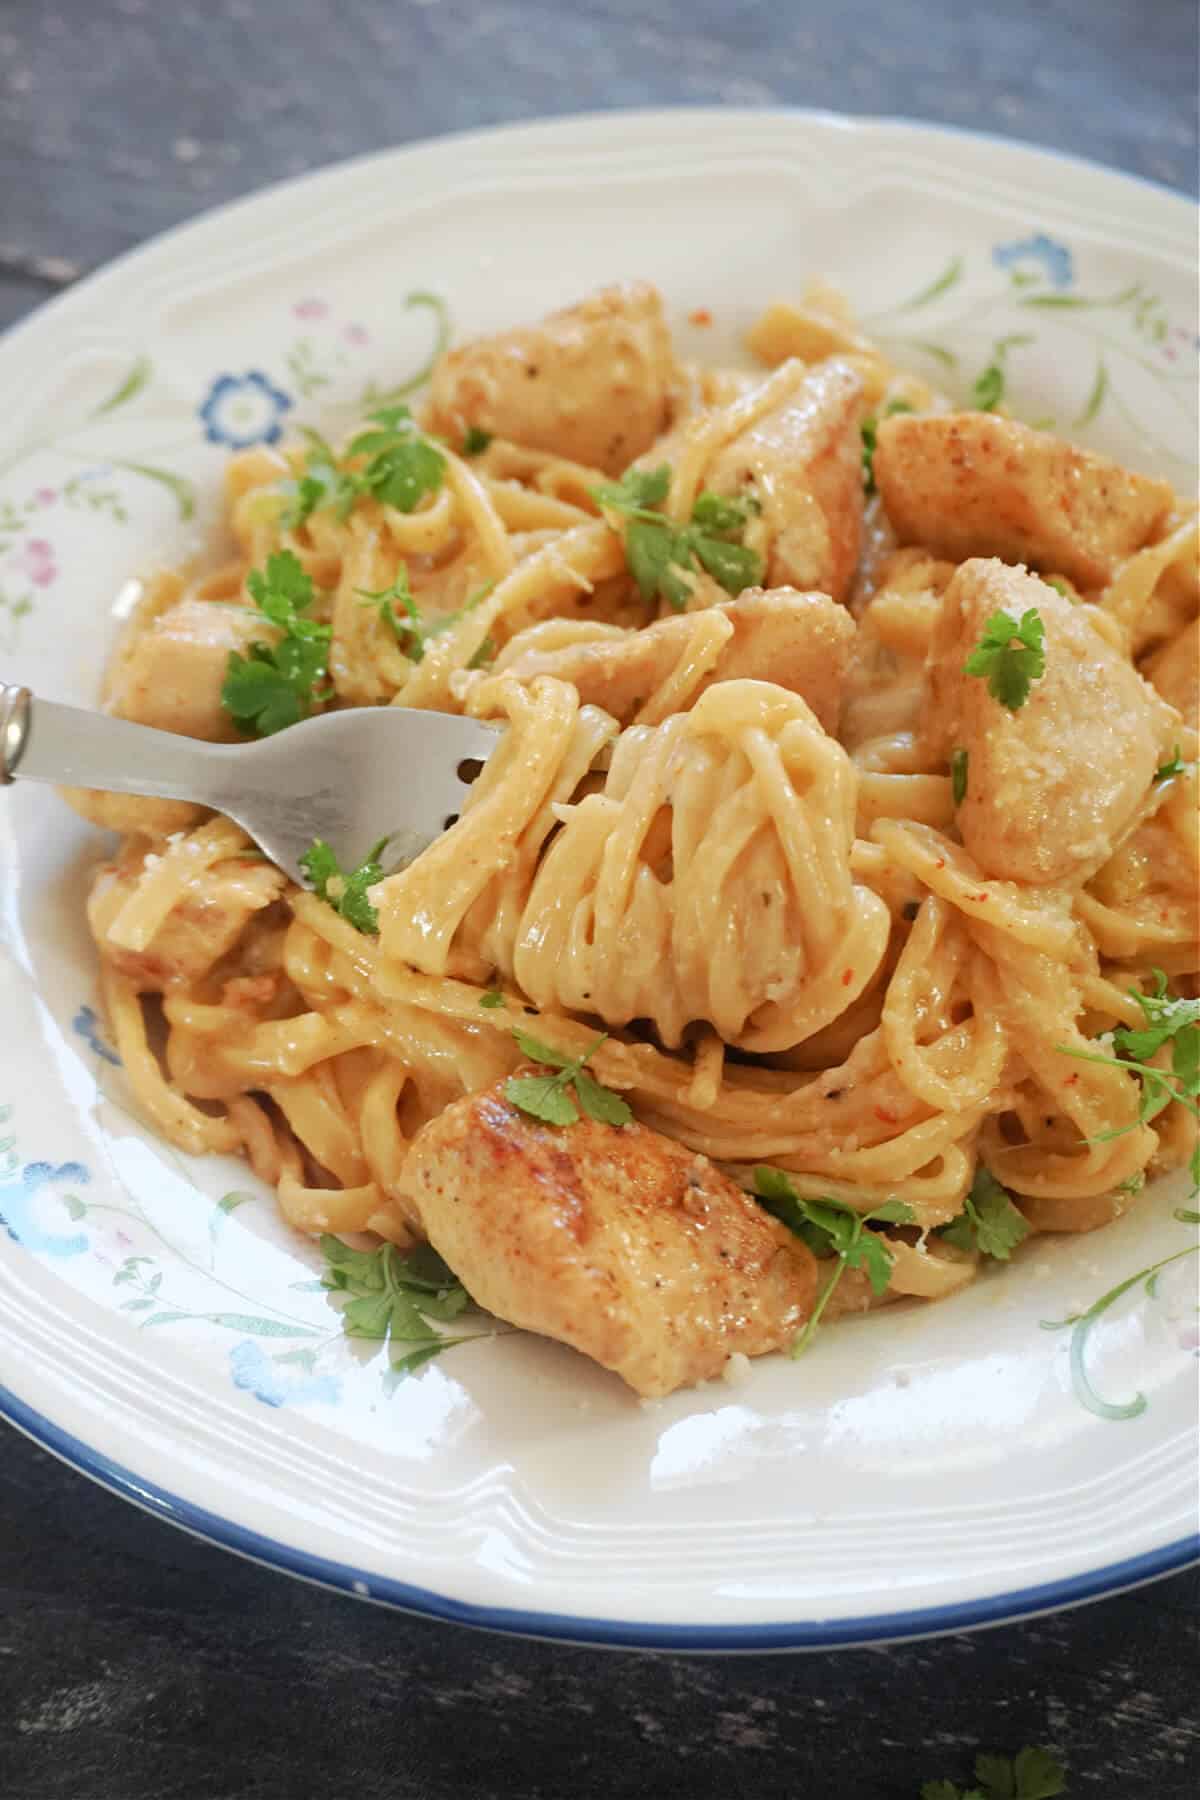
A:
343,322,370,346
293,298,329,321
33,486,57,507
12,538,57,587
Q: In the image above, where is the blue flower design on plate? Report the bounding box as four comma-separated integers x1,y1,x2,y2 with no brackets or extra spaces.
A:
229,1340,341,1409
992,233,1074,290
72,1004,121,1066
198,370,293,449
0,1161,90,1257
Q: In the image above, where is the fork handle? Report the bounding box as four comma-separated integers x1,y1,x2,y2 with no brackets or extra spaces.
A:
1,681,234,805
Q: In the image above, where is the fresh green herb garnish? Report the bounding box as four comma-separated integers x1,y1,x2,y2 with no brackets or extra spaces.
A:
1057,969,1200,1189
921,1744,1067,1800
753,1167,915,1354
504,1030,632,1128
343,403,446,514
1154,745,1188,783
318,1235,473,1376
479,989,506,1009
286,405,446,528
950,747,969,806
939,1167,1030,1261
221,549,333,736
963,606,1046,710
860,398,914,494
590,463,763,611
358,569,494,665
300,834,390,935
461,426,493,456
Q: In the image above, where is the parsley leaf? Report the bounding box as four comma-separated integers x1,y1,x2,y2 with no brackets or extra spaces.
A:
963,607,1046,710
221,550,332,736
860,398,914,494
319,1234,473,1375
504,1029,633,1128
921,1747,1066,1800
1057,970,1200,1191
753,1167,914,1353
940,1167,1030,1260
345,404,447,513
590,463,763,611
461,425,493,456
1154,745,1188,783
286,406,446,528
300,834,390,935
479,989,506,1009
591,464,671,512
951,747,969,806
358,569,493,666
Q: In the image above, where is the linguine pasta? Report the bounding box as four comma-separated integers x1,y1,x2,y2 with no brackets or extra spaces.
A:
74,280,1199,1395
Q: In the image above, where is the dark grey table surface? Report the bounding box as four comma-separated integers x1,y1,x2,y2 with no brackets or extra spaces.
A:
1,3,1197,1796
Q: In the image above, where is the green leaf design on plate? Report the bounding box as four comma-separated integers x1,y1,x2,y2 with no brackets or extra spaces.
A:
113,460,196,521
908,340,958,369
91,354,152,416
197,1312,322,1337
360,290,452,408
895,256,963,312
1073,356,1110,427
210,1188,254,1247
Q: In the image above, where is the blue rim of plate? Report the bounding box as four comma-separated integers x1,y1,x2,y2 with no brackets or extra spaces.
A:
3,1381,1197,1649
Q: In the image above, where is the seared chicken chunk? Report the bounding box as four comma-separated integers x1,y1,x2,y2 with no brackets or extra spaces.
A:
62,598,268,837
427,282,679,476
706,358,866,603
398,1078,818,1397
875,412,1173,589
88,834,285,991
927,559,1178,884
495,587,855,733
106,597,266,742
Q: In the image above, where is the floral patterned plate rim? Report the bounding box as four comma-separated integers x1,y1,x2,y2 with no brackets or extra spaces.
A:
1,110,1196,1650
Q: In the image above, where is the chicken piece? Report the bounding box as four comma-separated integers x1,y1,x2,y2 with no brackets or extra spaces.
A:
705,358,866,604
106,597,267,742
426,282,679,476
875,412,1173,590
88,835,285,991
1142,618,1199,733
61,598,267,837
926,559,1178,884
60,788,205,838
495,587,855,732
397,1078,818,1397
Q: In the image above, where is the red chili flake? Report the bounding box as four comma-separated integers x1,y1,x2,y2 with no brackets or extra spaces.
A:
875,1106,899,1124
972,892,990,902
841,968,854,986
934,858,946,870
688,307,713,327
1064,1073,1080,1085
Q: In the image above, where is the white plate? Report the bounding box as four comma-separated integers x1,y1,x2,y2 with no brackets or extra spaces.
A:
1,110,1197,1649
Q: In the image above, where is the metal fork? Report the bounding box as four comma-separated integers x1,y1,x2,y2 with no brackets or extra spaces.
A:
0,682,502,883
